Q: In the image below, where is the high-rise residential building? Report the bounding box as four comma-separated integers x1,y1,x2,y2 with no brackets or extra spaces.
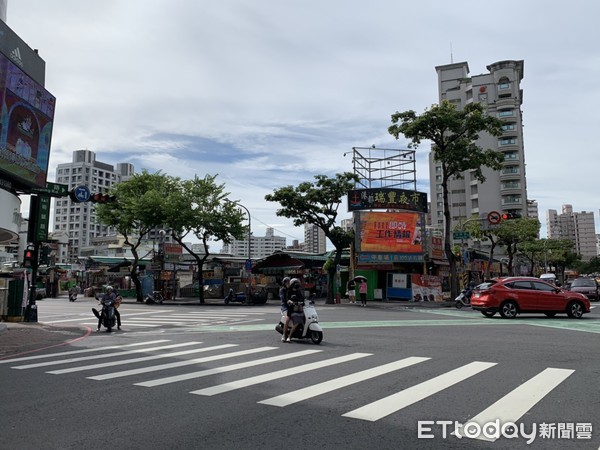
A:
52,150,134,262
220,227,286,259
304,223,326,254
547,205,597,261
431,60,527,233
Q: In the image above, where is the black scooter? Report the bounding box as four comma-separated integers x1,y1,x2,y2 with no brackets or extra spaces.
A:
93,296,117,332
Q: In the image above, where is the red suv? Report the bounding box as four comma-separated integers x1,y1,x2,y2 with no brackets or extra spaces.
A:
471,277,591,319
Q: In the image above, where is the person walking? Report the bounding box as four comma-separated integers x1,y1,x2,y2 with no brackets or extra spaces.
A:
359,279,367,307
347,279,356,304
279,277,291,342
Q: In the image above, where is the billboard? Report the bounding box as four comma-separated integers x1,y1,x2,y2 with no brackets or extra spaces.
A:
355,211,424,254
348,188,428,213
0,52,55,189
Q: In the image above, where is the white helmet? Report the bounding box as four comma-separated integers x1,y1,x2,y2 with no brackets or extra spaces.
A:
290,278,301,287
282,277,291,285
106,286,114,292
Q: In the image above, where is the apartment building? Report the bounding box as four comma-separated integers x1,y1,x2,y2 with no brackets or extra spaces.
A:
547,204,597,261
52,150,134,262
304,223,326,254
220,227,287,259
430,60,528,233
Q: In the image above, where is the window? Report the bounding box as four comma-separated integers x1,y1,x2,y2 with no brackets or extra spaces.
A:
502,123,515,131
532,281,556,292
509,281,533,290
500,138,516,146
504,152,518,160
499,110,514,117
435,175,442,181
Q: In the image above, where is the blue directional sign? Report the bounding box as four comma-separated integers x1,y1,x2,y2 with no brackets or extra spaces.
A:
72,185,91,202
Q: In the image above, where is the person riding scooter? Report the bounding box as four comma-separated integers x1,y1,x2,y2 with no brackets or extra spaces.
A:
93,286,122,331
283,278,304,342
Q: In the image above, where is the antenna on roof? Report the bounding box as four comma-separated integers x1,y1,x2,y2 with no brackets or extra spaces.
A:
450,42,454,63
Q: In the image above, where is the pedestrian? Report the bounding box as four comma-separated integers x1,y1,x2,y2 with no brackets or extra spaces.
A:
279,277,291,342
347,279,356,304
359,279,367,307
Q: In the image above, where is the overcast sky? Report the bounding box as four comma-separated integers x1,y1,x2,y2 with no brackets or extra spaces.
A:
8,1,600,250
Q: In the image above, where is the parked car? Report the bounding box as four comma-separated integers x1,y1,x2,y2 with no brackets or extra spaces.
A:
567,277,600,302
471,276,590,319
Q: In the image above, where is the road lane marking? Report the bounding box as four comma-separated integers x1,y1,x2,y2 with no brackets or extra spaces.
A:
343,361,497,421
88,346,278,380
455,367,575,442
0,340,170,364
136,349,323,387
191,353,372,396
259,356,430,407
47,344,238,374
11,342,202,369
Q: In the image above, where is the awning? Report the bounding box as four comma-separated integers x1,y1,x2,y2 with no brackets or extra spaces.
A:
107,261,131,272
252,254,305,274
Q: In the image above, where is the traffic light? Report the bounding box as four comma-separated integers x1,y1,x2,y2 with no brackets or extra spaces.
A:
89,193,116,204
23,248,36,268
501,212,521,220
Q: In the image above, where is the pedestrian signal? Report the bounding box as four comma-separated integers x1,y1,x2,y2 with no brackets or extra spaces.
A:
23,249,36,268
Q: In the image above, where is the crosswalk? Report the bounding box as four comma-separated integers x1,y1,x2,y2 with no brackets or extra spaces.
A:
43,309,270,329
1,339,575,442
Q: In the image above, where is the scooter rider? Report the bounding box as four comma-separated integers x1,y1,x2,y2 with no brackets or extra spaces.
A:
284,278,304,342
96,286,121,331
279,277,291,342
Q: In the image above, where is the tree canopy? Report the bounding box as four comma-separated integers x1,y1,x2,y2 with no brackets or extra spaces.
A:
265,172,359,303
388,101,505,296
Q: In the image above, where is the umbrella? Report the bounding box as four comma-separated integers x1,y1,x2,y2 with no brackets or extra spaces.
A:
352,275,367,282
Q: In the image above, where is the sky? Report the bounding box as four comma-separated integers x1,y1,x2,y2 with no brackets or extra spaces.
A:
7,0,600,251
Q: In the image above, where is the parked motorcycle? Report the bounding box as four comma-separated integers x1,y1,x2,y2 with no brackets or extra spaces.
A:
275,299,323,344
224,288,246,305
455,286,474,309
144,291,165,305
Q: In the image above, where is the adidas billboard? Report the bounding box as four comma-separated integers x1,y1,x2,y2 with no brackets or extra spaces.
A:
0,19,45,86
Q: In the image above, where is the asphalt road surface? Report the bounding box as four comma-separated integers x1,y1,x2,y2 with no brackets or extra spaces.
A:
1,298,598,450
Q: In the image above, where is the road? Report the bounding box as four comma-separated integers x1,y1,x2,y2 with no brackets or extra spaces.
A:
1,297,598,450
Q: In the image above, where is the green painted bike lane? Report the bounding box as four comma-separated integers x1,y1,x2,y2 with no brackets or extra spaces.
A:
183,308,600,334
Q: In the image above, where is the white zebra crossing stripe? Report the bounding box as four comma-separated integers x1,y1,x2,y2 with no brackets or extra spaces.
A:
343,361,497,421
259,356,431,407
190,353,372,397
135,349,324,388
46,344,239,375
11,342,202,370
0,340,170,364
455,367,575,442
88,346,278,380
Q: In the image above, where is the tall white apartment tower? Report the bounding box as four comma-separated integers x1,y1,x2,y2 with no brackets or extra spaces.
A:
53,150,134,261
431,60,527,232
547,204,597,261
304,223,326,254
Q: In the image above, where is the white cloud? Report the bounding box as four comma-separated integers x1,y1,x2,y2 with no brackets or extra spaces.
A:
7,0,600,249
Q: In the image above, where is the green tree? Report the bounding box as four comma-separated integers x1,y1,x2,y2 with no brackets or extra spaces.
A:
95,171,177,302
265,172,359,304
518,239,547,276
546,239,581,281
494,218,540,275
388,101,504,297
462,216,500,279
163,175,246,304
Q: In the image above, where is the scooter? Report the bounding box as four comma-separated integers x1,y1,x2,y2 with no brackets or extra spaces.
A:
144,291,164,305
224,289,246,305
93,296,117,332
455,287,473,309
275,299,323,344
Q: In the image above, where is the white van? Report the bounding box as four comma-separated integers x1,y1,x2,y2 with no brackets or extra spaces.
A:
540,273,557,284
